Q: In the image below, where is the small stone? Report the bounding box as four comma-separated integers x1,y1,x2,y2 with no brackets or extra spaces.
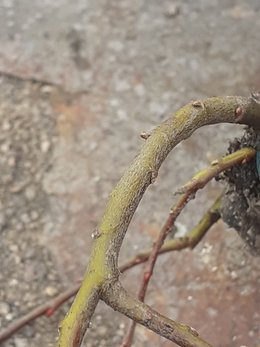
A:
119,322,125,329
9,244,18,252
41,85,53,94
230,270,238,280
14,337,27,347
6,312,13,321
134,84,146,97
15,222,23,231
30,210,39,220
14,255,21,264
164,3,180,18
44,286,58,297
1,142,10,153
25,185,36,200
20,213,30,224
41,140,51,153
9,278,18,286
8,156,16,167
109,98,120,107
97,325,108,336
0,301,10,315
2,121,11,131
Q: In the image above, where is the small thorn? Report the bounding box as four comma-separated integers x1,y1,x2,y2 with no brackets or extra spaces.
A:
192,100,205,109
140,132,151,140
211,159,219,166
189,326,199,336
174,187,186,195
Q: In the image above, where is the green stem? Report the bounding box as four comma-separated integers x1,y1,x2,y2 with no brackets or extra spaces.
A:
57,96,260,347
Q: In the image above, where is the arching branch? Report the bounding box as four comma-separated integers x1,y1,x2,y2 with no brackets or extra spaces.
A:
57,95,260,347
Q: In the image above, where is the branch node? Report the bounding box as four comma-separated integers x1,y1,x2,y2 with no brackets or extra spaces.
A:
91,228,101,239
189,326,199,337
192,100,205,109
235,106,245,122
211,159,219,166
140,132,151,140
150,170,158,184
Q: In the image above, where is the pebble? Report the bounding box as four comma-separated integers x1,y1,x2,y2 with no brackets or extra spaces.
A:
14,337,27,347
164,3,180,18
8,156,16,167
134,84,146,97
9,278,18,286
41,140,51,153
1,142,10,153
30,210,39,220
20,213,30,224
0,301,10,315
96,325,108,336
6,312,13,321
25,185,36,200
2,121,11,131
9,244,18,252
44,286,58,296
41,85,53,94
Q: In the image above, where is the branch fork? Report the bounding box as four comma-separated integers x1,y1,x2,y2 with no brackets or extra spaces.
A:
56,96,260,347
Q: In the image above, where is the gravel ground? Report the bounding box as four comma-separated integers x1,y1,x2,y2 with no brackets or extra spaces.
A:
0,1,260,347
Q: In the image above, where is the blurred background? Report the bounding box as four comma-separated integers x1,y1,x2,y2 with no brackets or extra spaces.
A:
0,1,259,346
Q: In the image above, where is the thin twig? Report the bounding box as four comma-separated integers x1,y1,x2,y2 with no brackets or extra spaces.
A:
0,197,221,344
121,147,256,347
0,284,79,343
103,281,212,347
1,148,255,345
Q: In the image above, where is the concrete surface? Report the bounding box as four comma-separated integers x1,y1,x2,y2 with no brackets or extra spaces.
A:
0,1,260,346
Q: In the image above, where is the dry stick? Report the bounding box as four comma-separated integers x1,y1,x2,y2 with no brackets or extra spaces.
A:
121,147,256,347
0,197,221,344
120,194,221,273
104,281,210,347
56,96,260,347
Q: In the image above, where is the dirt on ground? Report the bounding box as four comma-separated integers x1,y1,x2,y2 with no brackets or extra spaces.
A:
0,1,260,347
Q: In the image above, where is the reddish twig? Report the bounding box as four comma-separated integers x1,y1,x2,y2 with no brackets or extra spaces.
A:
0,147,254,346
0,198,221,345
121,147,256,347
0,284,79,343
